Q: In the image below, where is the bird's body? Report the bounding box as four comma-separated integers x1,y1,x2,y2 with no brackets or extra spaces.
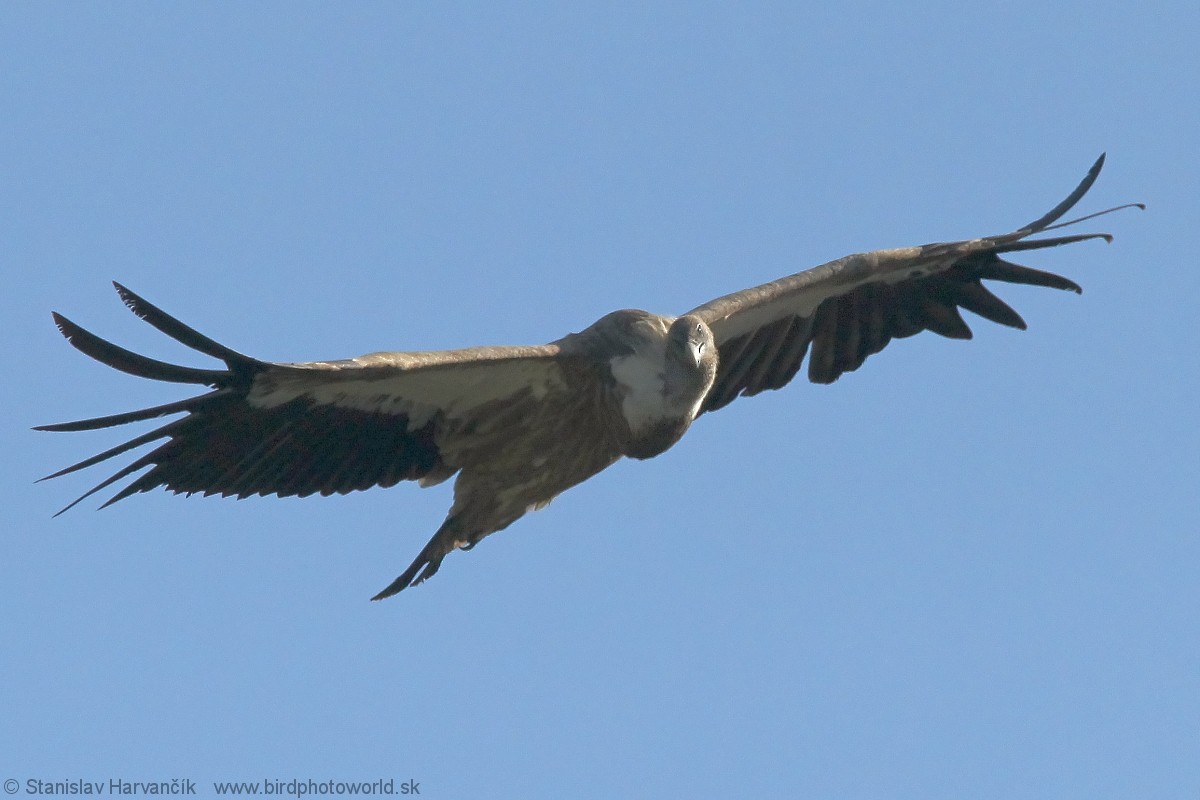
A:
38,155,1138,598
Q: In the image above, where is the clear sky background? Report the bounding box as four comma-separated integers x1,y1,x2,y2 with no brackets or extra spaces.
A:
2,3,1196,799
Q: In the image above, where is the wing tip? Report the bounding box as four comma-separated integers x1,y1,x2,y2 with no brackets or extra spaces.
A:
50,311,80,341
106,281,258,368
1017,153,1108,234
112,281,141,314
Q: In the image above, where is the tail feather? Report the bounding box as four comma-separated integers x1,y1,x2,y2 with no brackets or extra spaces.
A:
371,518,459,600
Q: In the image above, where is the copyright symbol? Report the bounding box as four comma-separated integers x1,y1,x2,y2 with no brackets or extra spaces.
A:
3,779,18,794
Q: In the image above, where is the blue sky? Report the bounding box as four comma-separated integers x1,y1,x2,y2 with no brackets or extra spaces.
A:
2,3,1197,798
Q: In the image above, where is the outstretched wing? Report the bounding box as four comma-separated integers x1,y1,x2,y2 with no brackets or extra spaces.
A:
37,283,565,513
690,154,1138,412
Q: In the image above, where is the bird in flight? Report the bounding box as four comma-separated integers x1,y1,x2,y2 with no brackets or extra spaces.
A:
39,155,1137,599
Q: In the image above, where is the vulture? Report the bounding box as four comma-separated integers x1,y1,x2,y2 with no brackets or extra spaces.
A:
38,155,1137,599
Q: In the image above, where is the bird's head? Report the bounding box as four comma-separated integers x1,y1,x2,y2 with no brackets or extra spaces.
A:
669,314,715,369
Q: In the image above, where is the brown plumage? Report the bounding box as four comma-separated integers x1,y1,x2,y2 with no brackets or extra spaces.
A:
38,154,1139,598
